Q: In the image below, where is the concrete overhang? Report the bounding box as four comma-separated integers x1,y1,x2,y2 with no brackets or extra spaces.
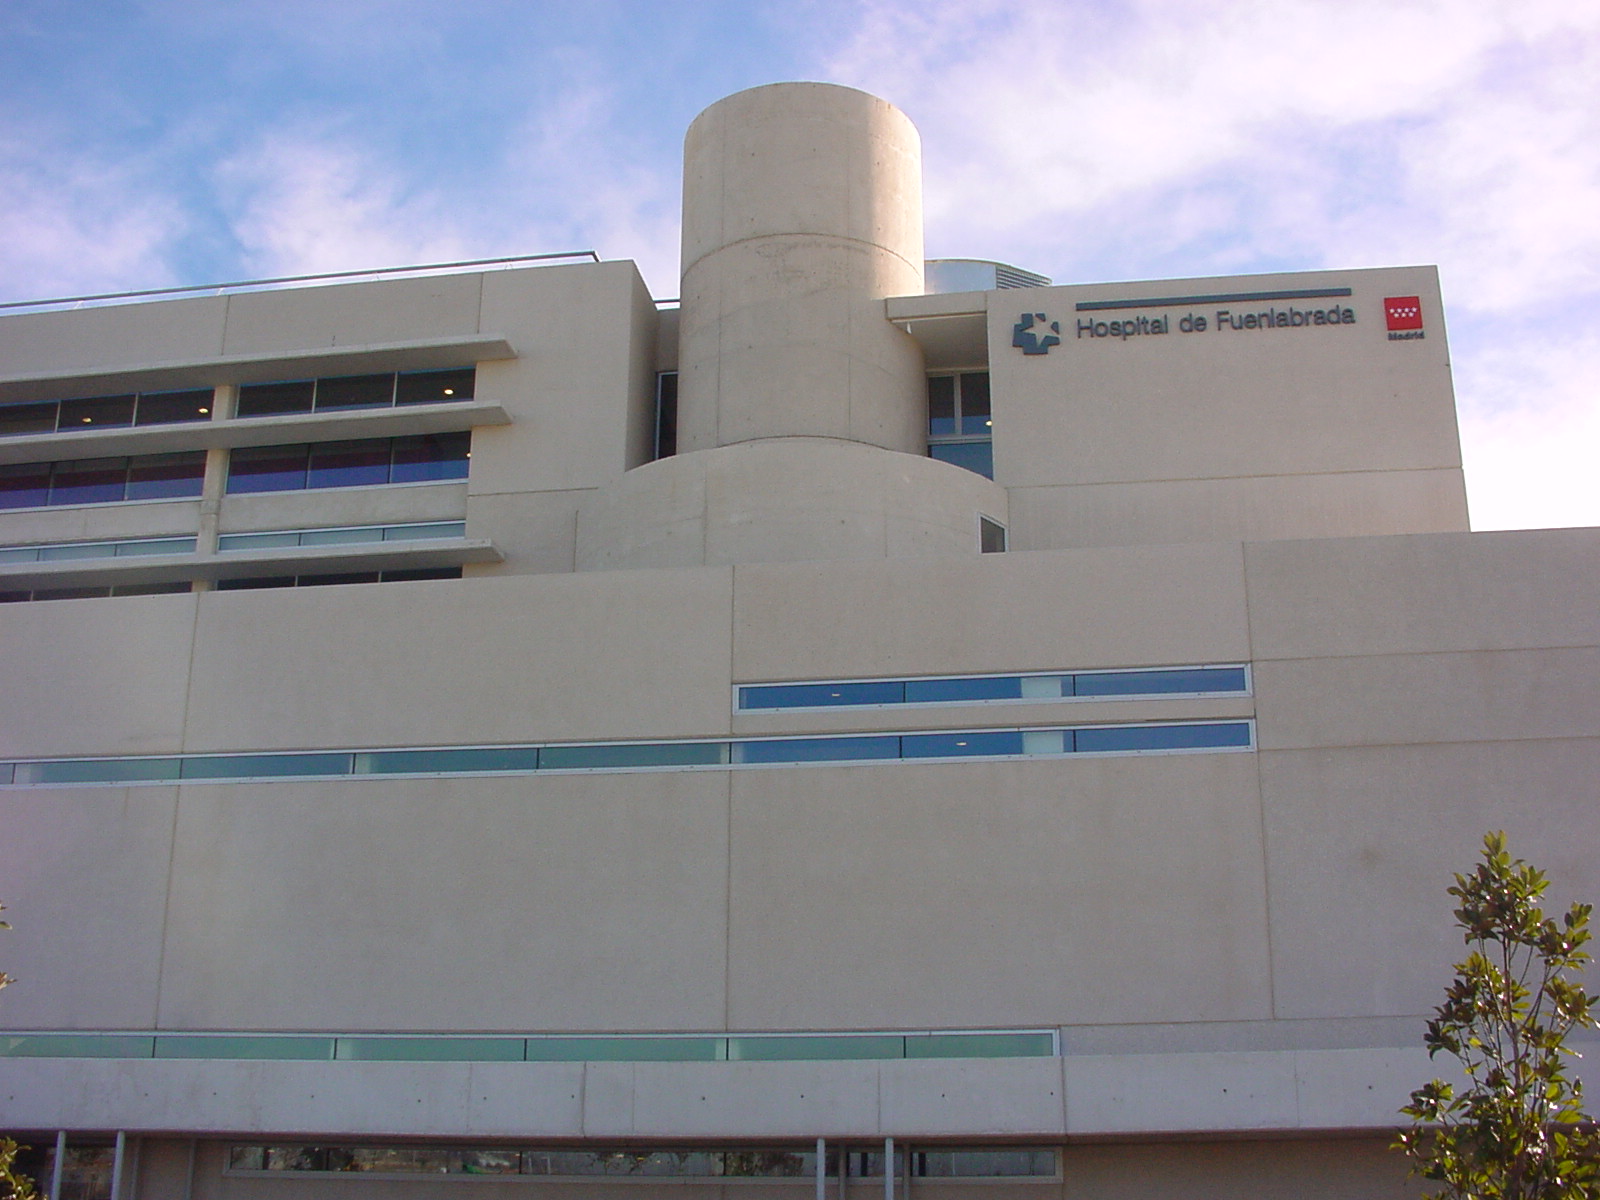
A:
886,293,987,370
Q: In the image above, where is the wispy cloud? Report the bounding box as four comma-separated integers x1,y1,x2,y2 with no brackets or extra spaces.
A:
825,0,1600,527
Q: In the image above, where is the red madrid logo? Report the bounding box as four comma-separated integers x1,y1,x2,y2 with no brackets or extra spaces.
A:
1384,296,1423,331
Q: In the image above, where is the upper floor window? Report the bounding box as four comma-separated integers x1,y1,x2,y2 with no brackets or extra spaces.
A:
0,389,212,438
225,433,469,494
236,368,474,418
653,371,678,460
927,371,992,478
0,452,205,509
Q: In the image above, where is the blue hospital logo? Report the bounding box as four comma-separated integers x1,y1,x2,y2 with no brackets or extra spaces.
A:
1013,312,1060,355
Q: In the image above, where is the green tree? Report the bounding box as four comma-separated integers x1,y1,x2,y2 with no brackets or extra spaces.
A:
0,904,37,1200
1397,832,1600,1198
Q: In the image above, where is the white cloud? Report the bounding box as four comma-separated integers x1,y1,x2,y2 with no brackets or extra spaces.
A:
0,130,184,301
823,0,1600,530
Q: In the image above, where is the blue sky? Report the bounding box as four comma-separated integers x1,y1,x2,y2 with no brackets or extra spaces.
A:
3,0,1596,530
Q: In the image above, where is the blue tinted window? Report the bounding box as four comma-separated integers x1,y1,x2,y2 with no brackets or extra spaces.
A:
905,676,1023,703
50,458,126,504
391,432,469,482
901,731,1026,759
180,753,352,780
526,1037,723,1062
734,736,900,764
539,742,726,770
355,747,542,775
729,1035,905,1061
1073,722,1252,754
15,757,180,785
929,441,994,478
308,439,390,489
1073,667,1249,696
0,463,50,508
126,452,205,499
738,680,904,709
228,444,309,493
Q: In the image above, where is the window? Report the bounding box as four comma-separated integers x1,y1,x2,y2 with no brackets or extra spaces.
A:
927,371,992,478
235,368,474,418
0,452,205,509
980,515,1007,553
225,433,468,494
0,389,212,438
653,370,678,459
215,567,462,591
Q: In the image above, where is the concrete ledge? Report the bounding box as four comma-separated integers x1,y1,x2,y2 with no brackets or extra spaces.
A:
0,1047,1440,1139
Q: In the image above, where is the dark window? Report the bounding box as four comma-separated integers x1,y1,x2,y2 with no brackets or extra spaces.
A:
237,380,314,417
738,680,905,709
0,462,50,507
927,371,994,479
307,438,390,489
979,515,1007,553
126,452,206,500
391,432,469,483
0,402,58,437
315,374,393,412
50,458,127,505
59,394,135,430
653,371,678,459
396,368,475,405
227,444,310,493
135,388,213,425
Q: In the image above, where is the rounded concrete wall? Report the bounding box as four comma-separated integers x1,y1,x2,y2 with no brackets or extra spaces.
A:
575,439,1007,572
677,82,927,455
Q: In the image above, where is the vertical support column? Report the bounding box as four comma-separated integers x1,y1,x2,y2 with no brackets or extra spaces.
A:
48,1131,65,1200
110,1131,125,1200
884,1137,894,1200
816,1137,826,1200
193,383,236,591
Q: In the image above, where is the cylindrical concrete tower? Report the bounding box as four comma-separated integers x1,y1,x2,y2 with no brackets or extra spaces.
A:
676,82,927,454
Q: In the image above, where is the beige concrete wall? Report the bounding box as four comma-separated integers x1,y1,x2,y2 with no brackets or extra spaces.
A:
984,266,1469,548
677,83,926,455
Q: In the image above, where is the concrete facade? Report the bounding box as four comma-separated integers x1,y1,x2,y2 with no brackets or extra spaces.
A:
1,82,1592,1200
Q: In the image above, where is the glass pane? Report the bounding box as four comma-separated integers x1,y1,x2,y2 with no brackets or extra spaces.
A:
314,373,393,411
729,1034,905,1061
218,531,301,551
0,462,50,508
927,375,956,435
1074,721,1252,754
135,388,212,425
929,439,993,479
906,1031,1055,1058
308,438,391,489
1073,667,1250,697
50,458,127,505
156,1035,334,1060
722,1151,814,1177
296,572,381,586
0,1034,154,1057
733,735,900,764
30,586,112,601
382,520,465,540
112,582,193,596
915,1149,1055,1178
538,741,726,770
958,371,992,434
0,401,60,437
227,443,308,493
653,371,678,458
13,757,179,785
39,541,118,561
334,1036,523,1062
390,432,469,482
396,367,474,405
126,452,205,499
381,566,462,582
354,747,542,775
905,675,1022,703
0,546,40,563
59,394,135,430
524,1036,723,1062
237,380,313,417
980,515,1007,553
216,576,296,590
299,526,383,546
114,537,196,556
229,1147,266,1171
901,730,1025,759
180,753,352,780
737,680,904,709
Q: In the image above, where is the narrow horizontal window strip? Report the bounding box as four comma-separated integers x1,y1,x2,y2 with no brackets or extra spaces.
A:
737,664,1249,711
0,535,197,563
2,1028,1056,1063
1,721,1254,788
217,521,464,552
1074,287,1353,311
